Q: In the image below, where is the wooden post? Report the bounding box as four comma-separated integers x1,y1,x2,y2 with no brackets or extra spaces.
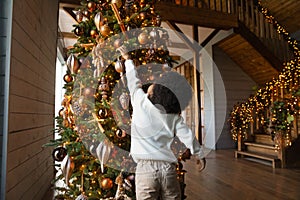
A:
250,120,254,135
278,132,286,168
256,116,259,130
238,134,242,151
292,115,298,139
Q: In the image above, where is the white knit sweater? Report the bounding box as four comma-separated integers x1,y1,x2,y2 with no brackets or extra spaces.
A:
125,60,204,163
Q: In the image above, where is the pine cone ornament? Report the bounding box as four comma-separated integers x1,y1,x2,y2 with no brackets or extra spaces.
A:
119,92,130,110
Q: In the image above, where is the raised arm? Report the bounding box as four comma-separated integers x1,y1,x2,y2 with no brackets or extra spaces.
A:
118,46,153,111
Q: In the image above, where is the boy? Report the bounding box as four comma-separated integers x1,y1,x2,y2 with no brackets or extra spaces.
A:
118,46,206,200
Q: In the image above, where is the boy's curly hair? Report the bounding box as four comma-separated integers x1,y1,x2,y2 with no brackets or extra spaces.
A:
148,71,192,114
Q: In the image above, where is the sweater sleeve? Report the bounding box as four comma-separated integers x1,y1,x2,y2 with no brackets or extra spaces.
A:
124,60,152,110
175,115,205,159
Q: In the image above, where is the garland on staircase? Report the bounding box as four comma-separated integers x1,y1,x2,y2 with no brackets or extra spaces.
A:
230,1,300,148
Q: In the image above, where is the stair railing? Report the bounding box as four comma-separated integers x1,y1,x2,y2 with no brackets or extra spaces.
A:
159,0,295,64
234,0,294,64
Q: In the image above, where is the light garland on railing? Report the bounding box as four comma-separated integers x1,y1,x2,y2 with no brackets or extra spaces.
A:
258,0,300,58
230,1,300,147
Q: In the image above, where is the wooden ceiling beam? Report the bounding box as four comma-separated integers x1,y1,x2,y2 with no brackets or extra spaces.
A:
166,21,201,52
59,1,238,30
155,2,238,30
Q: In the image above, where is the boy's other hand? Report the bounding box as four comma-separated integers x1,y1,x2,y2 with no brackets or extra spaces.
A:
197,158,206,172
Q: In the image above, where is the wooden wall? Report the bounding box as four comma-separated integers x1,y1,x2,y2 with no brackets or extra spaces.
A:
5,0,59,199
213,46,256,149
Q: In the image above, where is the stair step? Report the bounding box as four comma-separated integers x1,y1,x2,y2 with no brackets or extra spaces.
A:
244,142,276,149
235,150,281,168
244,142,278,157
254,134,274,145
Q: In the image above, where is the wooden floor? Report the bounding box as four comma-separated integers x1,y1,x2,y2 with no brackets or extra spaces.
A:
182,149,300,200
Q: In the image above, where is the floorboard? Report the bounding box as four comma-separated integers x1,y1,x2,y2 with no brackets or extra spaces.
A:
182,149,300,200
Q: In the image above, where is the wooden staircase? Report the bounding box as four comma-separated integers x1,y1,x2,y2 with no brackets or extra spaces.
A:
155,1,300,169
235,134,281,168
235,114,300,168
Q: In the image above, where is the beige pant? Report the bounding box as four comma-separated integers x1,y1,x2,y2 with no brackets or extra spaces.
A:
135,160,181,200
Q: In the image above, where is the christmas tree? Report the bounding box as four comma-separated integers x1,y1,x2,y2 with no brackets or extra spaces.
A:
46,0,190,199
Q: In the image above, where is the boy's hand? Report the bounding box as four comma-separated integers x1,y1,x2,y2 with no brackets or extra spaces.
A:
181,149,191,161
117,45,130,60
197,158,206,172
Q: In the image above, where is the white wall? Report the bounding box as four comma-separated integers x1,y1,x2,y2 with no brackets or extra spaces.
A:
201,30,233,150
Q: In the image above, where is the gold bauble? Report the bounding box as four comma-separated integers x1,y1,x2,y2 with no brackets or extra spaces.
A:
111,0,122,8
63,74,73,83
138,32,149,44
90,29,98,38
114,60,124,73
101,178,113,190
100,24,111,37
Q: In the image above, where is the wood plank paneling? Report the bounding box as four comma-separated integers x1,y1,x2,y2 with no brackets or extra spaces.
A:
7,126,53,153
10,29,55,88
6,0,59,199
6,147,53,199
216,33,279,85
6,134,52,187
213,46,256,149
10,76,55,106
